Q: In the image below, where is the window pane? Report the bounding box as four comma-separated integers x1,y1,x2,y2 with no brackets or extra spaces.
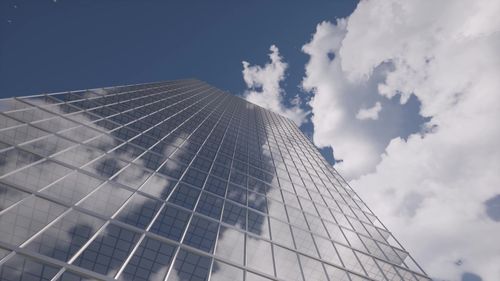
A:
139,174,177,200
0,196,66,246
273,245,303,281
41,171,103,205
0,254,60,281
25,210,105,261
183,215,219,253
20,135,75,157
245,271,274,281
209,260,243,281
115,194,162,229
298,255,328,281
221,201,246,231
1,160,72,192
195,192,224,219
56,270,99,281
150,204,191,241
269,217,294,248
73,224,141,277
0,148,42,177
0,183,29,212
78,182,133,217
168,249,211,281
245,237,274,276
168,183,201,210
119,237,177,281
214,226,244,265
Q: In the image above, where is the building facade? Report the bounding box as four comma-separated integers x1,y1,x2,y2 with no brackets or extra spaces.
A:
0,79,429,281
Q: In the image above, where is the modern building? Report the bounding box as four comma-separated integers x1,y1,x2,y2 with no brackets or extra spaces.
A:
0,79,429,281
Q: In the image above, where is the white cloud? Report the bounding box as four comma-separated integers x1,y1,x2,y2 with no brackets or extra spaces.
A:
242,45,308,125
302,21,401,179
356,102,382,120
302,0,500,280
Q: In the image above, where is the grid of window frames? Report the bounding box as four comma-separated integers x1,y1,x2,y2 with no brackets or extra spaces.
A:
0,79,429,281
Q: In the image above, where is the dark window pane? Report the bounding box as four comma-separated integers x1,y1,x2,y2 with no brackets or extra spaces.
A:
204,176,227,197
56,270,99,281
221,201,246,230
150,205,191,241
183,215,219,253
168,183,201,210
247,210,269,238
119,237,176,281
74,224,140,277
195,192,223,219
181,168,207,188
168,249,211,281
226,184,246,205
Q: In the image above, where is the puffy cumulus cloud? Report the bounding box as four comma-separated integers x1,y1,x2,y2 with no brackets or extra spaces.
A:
356,102,382,120
242,45,308,125
303,0,500,280
302,21,417,179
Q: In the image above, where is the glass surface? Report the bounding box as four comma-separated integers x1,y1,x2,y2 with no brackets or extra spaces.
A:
0,183,29,212
115,193,162,229
209,260,243,281
73,224,141,277
0,195,67,246
299,255,328,281
245,236,274,276
168,249,212,281
0,147,42,176
78,182,133,217
25,210,105,261
56,270,99,281
183,215,219,253
214,226,244,265
168,183,201,210
0,124,49,146
119,237,177,281
150,204,191,241
245,272,274,281
40,171,103,204
0,254,60,281
0,80,430,281
273,245,303,281
195,192,224,219
1,160,73,192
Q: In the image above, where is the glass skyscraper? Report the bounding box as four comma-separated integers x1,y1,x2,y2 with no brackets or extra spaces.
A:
0,79,429,281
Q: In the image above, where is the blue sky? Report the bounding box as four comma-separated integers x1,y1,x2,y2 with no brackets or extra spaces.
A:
2,1,500,280
0,0,352,96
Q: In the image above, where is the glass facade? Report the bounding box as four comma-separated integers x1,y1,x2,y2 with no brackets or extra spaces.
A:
0,79,429,281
